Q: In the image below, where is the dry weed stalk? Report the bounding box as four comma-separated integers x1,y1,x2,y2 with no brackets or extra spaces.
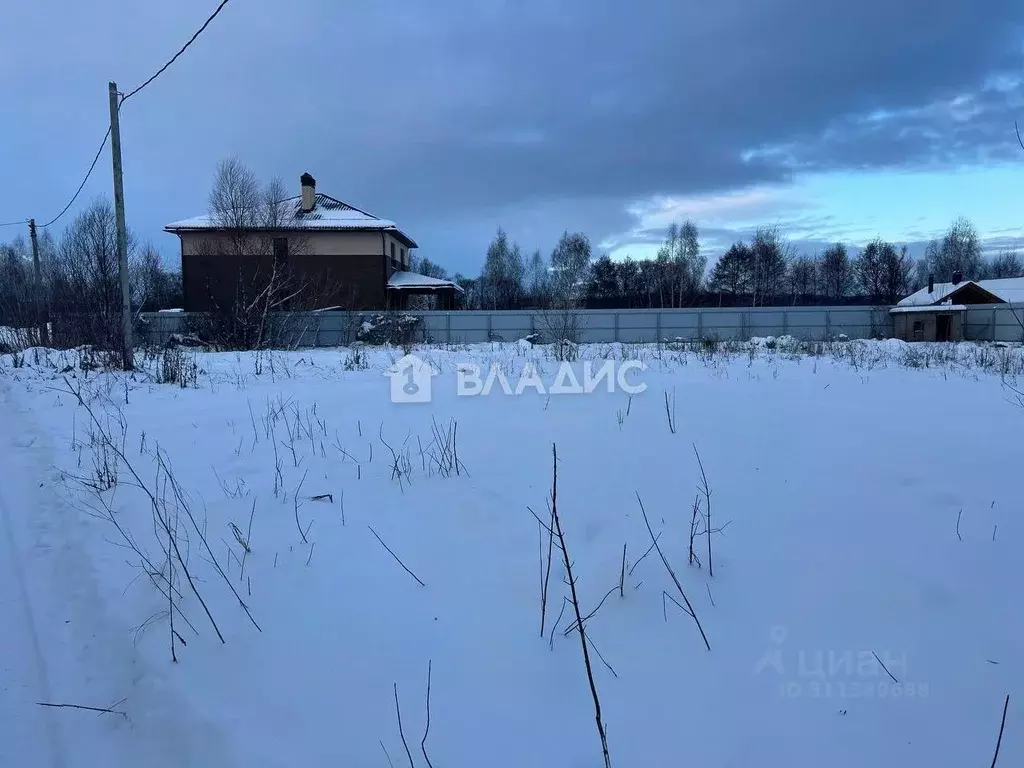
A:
535,500,556,638
664,389,677,434
66,377,267,645
688,495,702,567
36,700,128,720
368,526,426,587
637,492,711,651
693,444,713,577
380,426,414,491
533,444,612,768
390,660,437,768
989,694,1010,767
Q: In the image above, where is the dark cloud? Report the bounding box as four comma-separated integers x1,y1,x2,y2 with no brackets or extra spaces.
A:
1,0,1022,274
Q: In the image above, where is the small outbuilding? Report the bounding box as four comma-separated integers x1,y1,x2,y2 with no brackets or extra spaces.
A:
891,273,1024,341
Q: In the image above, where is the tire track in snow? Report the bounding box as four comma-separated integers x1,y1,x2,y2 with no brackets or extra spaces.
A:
0,438,68,768
0,378,240,767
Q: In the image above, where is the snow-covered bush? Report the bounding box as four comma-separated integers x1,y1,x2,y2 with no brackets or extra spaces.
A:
356,313,422,347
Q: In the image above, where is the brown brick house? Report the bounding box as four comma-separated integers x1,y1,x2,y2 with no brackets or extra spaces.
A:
165,173,463,312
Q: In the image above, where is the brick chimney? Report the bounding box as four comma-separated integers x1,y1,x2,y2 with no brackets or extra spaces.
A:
300,172,316,213
928,274,934,293
951,270,963,286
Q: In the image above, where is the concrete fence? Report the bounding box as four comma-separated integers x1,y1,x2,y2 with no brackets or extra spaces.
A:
137,304,1024,348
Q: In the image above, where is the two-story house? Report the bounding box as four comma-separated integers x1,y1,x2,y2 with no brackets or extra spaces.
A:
165,173,462,312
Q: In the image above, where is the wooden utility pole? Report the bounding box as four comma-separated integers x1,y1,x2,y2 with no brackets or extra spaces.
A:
108,81,133,370
28,218,49,345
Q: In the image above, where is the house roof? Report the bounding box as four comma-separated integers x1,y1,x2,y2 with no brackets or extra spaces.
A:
896,277,1024,307
164,193,418,248
889,304,968,314
387,270,464,293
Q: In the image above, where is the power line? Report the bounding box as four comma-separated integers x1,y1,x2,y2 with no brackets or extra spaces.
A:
3,0,231,230
120,0,231,104
0,219,28,228
39,126,112,228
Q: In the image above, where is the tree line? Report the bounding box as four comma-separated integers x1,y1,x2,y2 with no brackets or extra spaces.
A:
418,215,1023,310
4,198,1022,334
0,198,182,345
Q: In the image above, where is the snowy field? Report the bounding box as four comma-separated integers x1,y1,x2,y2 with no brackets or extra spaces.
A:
1,338,1021,767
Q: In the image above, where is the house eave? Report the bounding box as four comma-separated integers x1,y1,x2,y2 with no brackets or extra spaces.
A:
164,224,418,248
889,304,968,314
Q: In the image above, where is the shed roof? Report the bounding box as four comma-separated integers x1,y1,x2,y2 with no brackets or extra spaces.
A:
387,271,464,293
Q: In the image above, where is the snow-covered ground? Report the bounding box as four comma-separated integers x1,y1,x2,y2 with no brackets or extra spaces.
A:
1,338,1021,767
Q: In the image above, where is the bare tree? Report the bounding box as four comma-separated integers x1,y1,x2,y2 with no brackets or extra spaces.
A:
0,238,33,330
527,249,551,308
549,231,593,305
819,243,853,303
854,239,887,302
190,158,336,349
984,249,1024,279
748,226,790,306
654,221,705,307
925,216,983,281
44,199,143,355
478,228,526,310
786,255,818,305
538,231,592,353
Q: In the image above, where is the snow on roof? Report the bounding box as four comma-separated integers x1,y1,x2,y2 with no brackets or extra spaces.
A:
164,193,418,247
889,304,968,314
897,277,1024,307
387,271,464,293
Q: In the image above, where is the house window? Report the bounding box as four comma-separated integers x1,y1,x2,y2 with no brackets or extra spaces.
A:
390,242,396,261
273,237,288,265
400,247,406,266
912,320,923,340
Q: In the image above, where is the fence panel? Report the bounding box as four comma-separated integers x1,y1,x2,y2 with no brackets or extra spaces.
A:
137,304,906,348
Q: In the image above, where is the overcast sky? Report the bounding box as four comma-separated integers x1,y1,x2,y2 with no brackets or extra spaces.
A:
2,0,1023,274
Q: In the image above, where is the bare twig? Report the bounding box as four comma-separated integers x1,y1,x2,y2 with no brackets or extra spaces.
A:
394,683,415,768
637,492,711,651
294,469,309,544
420,660,435,768
368,526,426,587
157,450,262,633
956,509,963,541
619,543,626,598
694,444,713,577
664,389,677,434
689,495,702,568
536,502,556,638
628,532,660,576
167,515,177,663
36,701,127,720
583,630,619,678
548,444,612,768
549,597,569,650
238,496,256,582
566,585,620,637
990,694,1010,768
871,651,899,683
